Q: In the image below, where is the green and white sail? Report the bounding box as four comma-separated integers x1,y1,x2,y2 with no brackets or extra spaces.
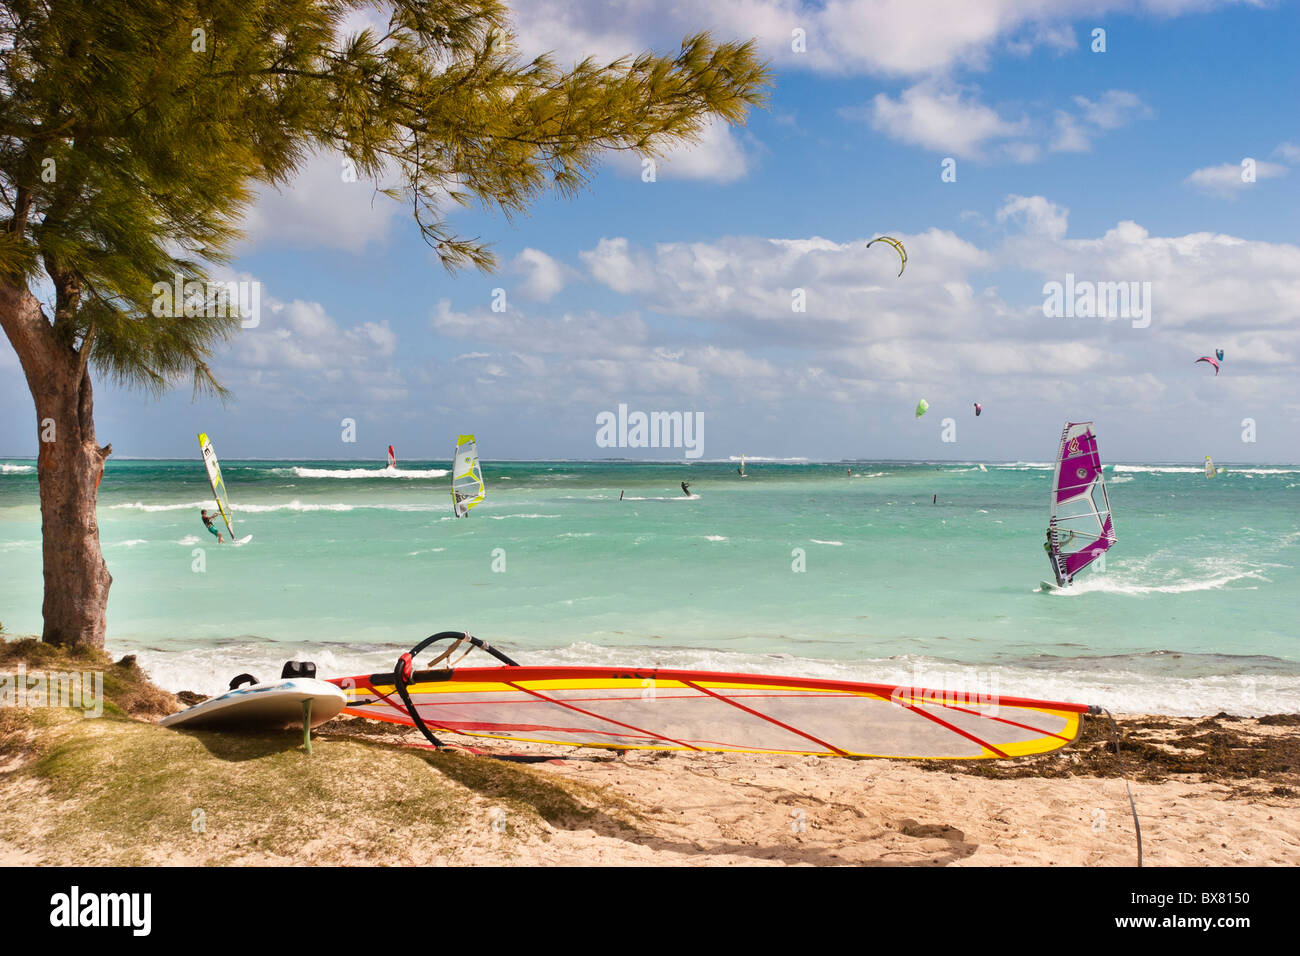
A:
451,434,485,517
197,432,235,538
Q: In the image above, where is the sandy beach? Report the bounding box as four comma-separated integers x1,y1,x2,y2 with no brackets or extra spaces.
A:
3,642,1296,867
313,715,1300,867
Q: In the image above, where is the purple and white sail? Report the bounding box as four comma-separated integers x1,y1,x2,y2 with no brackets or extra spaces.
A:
1046,421,1116,587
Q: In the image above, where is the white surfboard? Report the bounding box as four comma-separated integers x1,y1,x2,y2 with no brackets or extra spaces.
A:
160,678,345,731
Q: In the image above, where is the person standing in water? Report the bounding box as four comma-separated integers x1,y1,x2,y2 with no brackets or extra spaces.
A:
200,508,225,543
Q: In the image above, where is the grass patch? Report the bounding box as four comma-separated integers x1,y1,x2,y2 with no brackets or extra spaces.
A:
0,637,175,717
0,636,637,864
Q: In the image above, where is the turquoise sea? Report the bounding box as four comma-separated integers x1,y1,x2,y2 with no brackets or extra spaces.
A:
1,457,1297,714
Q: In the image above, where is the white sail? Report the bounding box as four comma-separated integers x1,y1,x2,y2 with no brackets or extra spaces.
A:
451,435,485,516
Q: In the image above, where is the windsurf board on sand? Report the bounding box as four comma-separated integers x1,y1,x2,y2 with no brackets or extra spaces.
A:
332,633,1096,760
160,676,344,731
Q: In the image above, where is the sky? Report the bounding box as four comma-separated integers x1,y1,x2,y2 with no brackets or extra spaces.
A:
2,0,1298,463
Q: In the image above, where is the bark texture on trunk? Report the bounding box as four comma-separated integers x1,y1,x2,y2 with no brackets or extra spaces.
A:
0,281,112,647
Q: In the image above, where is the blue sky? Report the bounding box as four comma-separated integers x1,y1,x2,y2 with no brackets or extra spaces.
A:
3,0,1298,462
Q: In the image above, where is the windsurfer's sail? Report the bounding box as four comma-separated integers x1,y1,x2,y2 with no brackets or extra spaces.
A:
333,633,1096,760
387,445,397,469
451,435,485,516
1047,421,1116,587
738,454,746,477
197,432,235,539
1204,455,1220,478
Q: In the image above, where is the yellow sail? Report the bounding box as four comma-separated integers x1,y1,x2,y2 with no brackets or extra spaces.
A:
197,432,235,538
451,435,485,516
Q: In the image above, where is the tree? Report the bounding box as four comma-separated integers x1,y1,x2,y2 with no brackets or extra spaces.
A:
0,0,770,646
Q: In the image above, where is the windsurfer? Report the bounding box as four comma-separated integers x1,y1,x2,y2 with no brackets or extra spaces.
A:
1044,530,1062,583
200,508,225,543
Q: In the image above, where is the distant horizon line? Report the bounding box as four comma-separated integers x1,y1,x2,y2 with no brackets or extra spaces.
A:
3,456,1297,467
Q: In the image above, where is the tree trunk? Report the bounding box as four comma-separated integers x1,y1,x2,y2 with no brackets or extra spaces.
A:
0,282,112,647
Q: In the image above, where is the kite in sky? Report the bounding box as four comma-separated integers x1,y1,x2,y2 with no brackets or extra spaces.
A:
867,236,907,276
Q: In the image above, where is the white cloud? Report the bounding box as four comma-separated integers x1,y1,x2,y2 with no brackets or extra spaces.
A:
579,238,659,295
1184,160,1288,198
512,248,573,301
605,118,757,183
225,283,406,406
241,151,406,252
1274,141,1300,163
856,83,1150,160
432,298,647,356
1072,90,1149,130
505,1,1238,79
1050,111,1092,153
996,195,1070,239
1051,90,1152,152
856,82,1026,158
414,201,1300,453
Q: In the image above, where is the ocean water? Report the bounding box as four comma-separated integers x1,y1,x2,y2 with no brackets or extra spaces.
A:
1,457,1297,715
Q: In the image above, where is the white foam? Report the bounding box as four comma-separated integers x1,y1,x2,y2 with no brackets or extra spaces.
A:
1,463,34,474
533,644,1300,716
1043,567,1267,596
285,466,448,479
113,499,445,514
618,495,699,502
1220,467,1300,475
111,639,1300,718
810,539,843,546
114,539,149,547
1114,465,1203,474
702,535,728,542
487,513,560,520
236,500,353,513
112,500,213,512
